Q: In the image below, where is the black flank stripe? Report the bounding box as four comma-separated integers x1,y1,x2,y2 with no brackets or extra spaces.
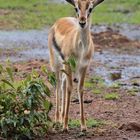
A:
53,36,65,60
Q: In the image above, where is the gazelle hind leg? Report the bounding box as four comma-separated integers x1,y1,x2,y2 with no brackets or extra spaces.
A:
78,66,87,131
63,65,73,131
55,70,61,122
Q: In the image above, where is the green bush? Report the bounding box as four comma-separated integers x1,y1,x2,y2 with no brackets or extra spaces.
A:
0,64,54,139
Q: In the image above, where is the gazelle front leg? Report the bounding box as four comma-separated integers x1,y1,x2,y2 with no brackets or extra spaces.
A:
63,65,73,131
60,73,66,123
78,66,87,132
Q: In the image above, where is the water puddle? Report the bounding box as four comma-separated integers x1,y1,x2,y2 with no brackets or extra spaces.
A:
0,28,49,61
0,29,48,49
94,50,140,90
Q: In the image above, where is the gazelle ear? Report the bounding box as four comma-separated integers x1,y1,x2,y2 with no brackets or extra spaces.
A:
92,0,104,8
65,0,75,6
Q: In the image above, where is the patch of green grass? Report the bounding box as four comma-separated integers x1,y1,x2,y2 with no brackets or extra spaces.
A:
86,118,104,128
69,118,104,129
84,76,105,89
0,0,140,29
109,83,121,89
93,89,102,95
128,92,137,96
90,76,106,88
0,1,73,29
127,88,139,96
69,119,80,128
84,81,94,88
104,93,119,100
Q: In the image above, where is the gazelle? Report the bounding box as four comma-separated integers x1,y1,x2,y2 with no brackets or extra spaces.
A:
48,0,104,131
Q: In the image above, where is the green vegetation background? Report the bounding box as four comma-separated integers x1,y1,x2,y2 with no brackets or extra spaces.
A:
0,0,140,29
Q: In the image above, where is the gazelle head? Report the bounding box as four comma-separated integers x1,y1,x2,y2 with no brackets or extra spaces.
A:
66,0,104,28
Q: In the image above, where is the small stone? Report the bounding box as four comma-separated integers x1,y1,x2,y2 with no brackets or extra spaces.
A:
132,82,140,87
84,100,93,104
71,99,79,104
110,71,121,81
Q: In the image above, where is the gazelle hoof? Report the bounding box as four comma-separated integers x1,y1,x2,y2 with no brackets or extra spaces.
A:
81,126,87,132
62,127,69,133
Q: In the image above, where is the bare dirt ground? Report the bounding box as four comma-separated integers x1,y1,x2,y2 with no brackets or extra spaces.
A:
5,29,140,140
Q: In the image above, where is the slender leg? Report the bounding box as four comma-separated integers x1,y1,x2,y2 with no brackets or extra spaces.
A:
55,71,61,122
60,74,66,123
78,66,87,131
63,66,73,131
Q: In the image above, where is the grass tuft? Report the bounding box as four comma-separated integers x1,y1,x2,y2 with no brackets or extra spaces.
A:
104,93,119,100
69,118,104,129
93,89,102,95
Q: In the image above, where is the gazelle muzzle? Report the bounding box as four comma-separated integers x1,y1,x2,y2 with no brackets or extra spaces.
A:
79,16,86,28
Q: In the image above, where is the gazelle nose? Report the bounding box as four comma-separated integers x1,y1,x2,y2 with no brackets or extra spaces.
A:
80,16,86,21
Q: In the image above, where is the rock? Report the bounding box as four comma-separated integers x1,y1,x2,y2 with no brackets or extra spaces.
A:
110,71,121,81
131,78,140,87
132,82,140,87
119,122,140,131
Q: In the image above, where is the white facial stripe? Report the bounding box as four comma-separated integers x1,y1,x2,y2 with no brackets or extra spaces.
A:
74,1,93,18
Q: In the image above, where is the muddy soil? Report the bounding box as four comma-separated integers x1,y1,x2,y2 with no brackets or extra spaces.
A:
0,25,140,140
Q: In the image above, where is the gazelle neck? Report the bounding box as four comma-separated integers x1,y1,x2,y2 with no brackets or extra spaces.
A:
78,18,91,46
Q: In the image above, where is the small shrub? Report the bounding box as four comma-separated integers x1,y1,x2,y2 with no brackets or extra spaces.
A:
0,64,54,139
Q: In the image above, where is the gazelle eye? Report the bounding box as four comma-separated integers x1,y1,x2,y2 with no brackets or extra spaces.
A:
89,8,93,13
75,7,78,12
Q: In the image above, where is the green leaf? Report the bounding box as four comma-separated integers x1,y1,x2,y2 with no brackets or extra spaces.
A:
43,100,51,112
26,74,32,82
44,85,51,97
48,72,56,87
32,69,39,78
6,67,14,82
67,56,77,72
1,79,15,89
41,65,48,74
0,64,3,74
